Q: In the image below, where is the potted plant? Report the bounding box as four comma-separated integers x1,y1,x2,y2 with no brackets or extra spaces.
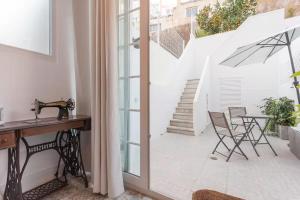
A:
260,97,296,139
259,97,278,135
276,97,296,140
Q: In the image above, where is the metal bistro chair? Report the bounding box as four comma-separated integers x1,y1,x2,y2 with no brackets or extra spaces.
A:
228,107,247,130
208,111,248,162
228,107,256,145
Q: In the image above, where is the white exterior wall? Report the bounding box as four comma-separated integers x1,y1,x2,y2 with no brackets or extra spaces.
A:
150,32,232,137
150,9,300,137
209,10,300,114
277,16,300,102
277,40,300,103
193,57,211,134
150,40,196,138
210,51,280,114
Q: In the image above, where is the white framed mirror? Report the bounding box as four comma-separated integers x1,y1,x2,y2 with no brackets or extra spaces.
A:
0,0,52,55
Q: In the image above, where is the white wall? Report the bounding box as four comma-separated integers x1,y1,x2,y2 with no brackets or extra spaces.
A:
72,0,92,172
191,31,233,77
150,9,300,138
193,56,211,134
210,52,280,114
277,39,300,102
209,10,300,114
150,39,196,138
277,16,300,103
209,32,281,114
150,31,234,137
0,0,81,195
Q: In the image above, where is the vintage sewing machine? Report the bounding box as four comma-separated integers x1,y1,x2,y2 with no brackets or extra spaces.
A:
0,114,90,200
31,98,75,120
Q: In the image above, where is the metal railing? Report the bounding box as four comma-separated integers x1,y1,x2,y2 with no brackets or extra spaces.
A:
150,21,198,58
159,28,184,58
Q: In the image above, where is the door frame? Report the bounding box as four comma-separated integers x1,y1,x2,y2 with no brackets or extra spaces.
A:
122,0,173,199
122,0,149,188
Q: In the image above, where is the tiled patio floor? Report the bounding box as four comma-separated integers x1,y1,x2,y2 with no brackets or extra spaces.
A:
150,127,300,200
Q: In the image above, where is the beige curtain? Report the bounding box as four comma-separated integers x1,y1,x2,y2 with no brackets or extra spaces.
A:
90,0,124,198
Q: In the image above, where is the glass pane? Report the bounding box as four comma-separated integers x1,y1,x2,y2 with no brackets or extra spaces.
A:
118,0,141,178
128,144,140,176
130,10,140,41
129,111,140,144
119,47,125,77
119,0,125,15
118,16,125,47
130,0,140,10
130,45,140,76
130,78,140,109
119,110,127,171
119,110,126,141
119,79,125,108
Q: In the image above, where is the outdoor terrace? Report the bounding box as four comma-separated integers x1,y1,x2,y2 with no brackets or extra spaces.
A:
150,127,300,200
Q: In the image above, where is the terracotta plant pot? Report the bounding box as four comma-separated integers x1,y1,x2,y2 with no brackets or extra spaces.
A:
279,125,289,140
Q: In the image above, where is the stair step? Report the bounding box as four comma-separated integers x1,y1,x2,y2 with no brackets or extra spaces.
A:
185,84,198,89
182,93,196,98
181,98,193,103
176,107,193,114
178,102,193,108
181,95,194,100
170,119,193,128
174,113,193,120
164,79,199,136
184,88,197,93
186,82,199,86
167,126,194,136
183,90,196,94
187,79,200,84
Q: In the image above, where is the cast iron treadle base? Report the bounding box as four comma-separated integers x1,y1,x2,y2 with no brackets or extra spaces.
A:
22,178,67,200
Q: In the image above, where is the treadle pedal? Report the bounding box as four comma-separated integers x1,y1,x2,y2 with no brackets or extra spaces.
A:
22,178,67,200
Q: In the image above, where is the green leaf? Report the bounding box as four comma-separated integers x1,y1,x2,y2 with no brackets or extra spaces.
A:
195,0,257,38
291,71,300,78
260,97,297,126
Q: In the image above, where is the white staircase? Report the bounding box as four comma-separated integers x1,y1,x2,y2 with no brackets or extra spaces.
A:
167,79,199,136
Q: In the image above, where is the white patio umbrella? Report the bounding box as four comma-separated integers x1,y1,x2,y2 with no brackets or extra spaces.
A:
220,25,300,104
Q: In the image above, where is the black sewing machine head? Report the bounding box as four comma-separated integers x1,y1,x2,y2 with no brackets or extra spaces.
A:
31,98,75,120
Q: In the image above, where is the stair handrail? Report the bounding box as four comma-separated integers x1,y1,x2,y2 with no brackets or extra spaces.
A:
193,56,211,135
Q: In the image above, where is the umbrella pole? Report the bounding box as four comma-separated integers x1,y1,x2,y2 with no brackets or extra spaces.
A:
285,32,300,104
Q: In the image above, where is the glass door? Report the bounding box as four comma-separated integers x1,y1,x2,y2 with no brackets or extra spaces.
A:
118,0,149,188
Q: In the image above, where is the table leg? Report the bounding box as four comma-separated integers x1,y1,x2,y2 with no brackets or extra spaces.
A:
254,119,278,156
242,117,260,156
254,118,265,145
58,129,88,187
4,134,22,200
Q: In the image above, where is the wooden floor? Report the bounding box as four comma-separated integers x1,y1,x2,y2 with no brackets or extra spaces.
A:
150,127,300,200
